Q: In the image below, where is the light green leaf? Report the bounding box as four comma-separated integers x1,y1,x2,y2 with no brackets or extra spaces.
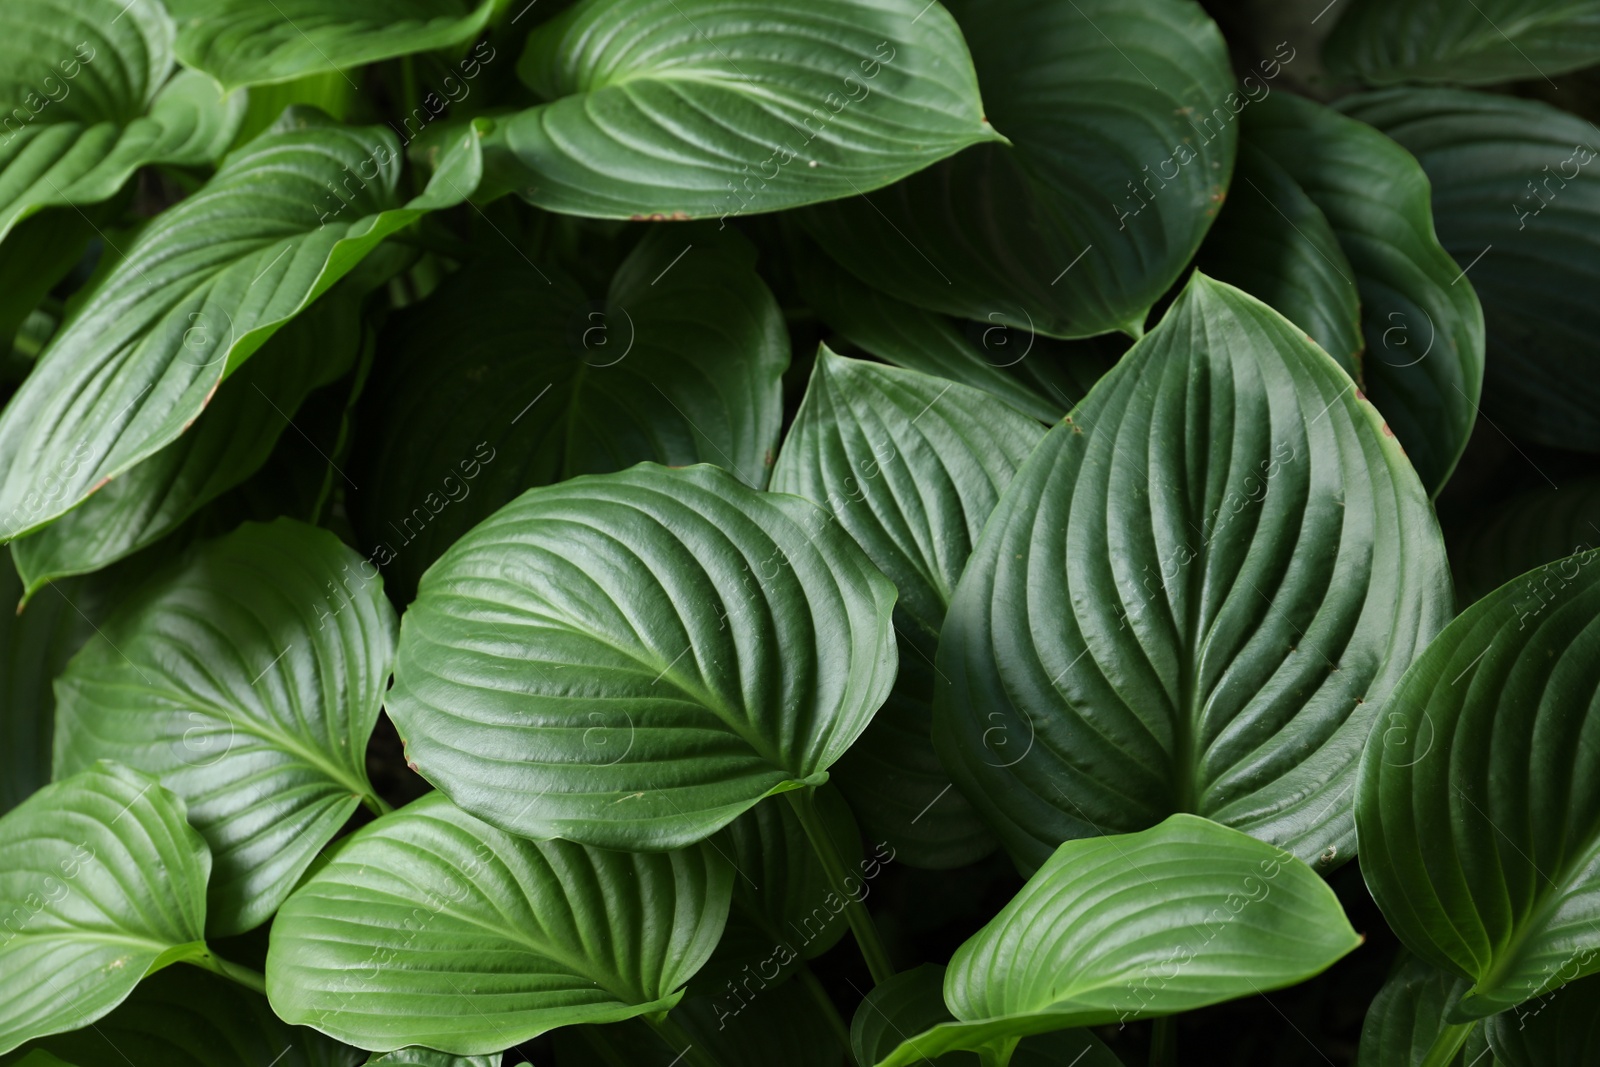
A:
168,0,495,91
0,762,210,1055
771,350,1043,868
351,225,788,601
387,462,897,851
53,519,397,936
1357,546,1600,1020
1324,0,1600,87
12,293,363,597
934,273,1452,870
1487,972,1600,1066
1358,954,1482,1067
0,109,482,543
1341,88,1600,455
805,0,1238,340
874,815,1360,1066
500,0,1000,219
7,966,362,1067
0,1,244,245
1239,91,1485,494
1449,479,1600,607
266,792,733,1054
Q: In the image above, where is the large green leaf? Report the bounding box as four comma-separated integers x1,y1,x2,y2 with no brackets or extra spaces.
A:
771,351,1043,868
1341,89,1600,454
12,293,363,597
500,0,1001,219
352,226,788,601
1449,479,1600,607
0,109,481,543
0,1,244,245
1234,91,1485,494
1358,954,1484,1067
266,792,733,1054
1358,546,1600,1020
1324,0,1600,87
874,815,1360,1066
53,519,397,936
1487,972,1600,1066
804,0,1237,340
792,243,1112,424
387,462,898,850
168,0,495,91
0,763,210,1054
934,273,1451,871
6,966,361,1067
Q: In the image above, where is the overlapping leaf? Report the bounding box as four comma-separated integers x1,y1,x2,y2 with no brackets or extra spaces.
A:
1358,954,1483,1067
805,0,1237,339
771,351,1043,867
1342,89,1600,454
501,0,1001,219
1487,972,1600,1066
873,816,1360,1065
1449,479,1600,606
934,273,1452,870
266,793,733,1054
0,763,210,1054
168,0,495,91
352,227,787,600
53,520,397,936
1358,546,1600,1020
0,109,481,543
388,462,897,850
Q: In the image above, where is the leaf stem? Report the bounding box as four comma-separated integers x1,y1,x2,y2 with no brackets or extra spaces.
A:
364,792,395,816
645,1013,725,1067
784,787,896,986
1149,1016,1177,1067
186,947,267,994
1418,1021,1475,1067
797,962,856,1063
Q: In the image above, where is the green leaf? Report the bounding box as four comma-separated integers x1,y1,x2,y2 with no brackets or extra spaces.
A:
12,293,363,596
1487,972,1600,1066
0,1,245,245
500,0,1000,219
1341,88,1600,455
1197,143,1364,376
1449,479,1600,607
0,762,210,1055
771,351,1044,868
1357,545,1600,1020
1237,91,1485,495
1358,954,1481,1067
0,109,482,543
934,273,1452,871
266,792,734,1054
168,0,496,91
873,815,1360,1066
387,462,898,850
8,966,362,1067
1324,0,1600,87
791,242,1113,424
52,519,397,936
351,225,788,601
0,210,99,355
804,0,1238,340
366,1050,499,1067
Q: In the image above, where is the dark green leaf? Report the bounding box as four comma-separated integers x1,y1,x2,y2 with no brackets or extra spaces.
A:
387,462,898,850
1487,972,1600,1066
1358,954,1481,1067
1449,479,1600,607
266,792,733,1054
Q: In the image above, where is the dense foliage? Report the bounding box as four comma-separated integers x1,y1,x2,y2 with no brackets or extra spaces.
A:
2,0,1600,1065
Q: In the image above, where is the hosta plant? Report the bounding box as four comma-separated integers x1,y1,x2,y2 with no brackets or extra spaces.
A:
3,0,1600,1065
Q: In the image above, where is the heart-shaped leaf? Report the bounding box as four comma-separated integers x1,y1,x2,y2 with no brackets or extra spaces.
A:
873,815,1360,1066
387,462,898,850
804,0,1237,340
0,1,244,245
168,0,496,91
0,762,210,1054
934,272,1452,871
351,226,788,601
792,242,1112,424
1358,954,1483,1067
53,519,398,936
12,293,363,597
1358,546,1600,1020
1449,479,1600,607
1341,89,1600,455
771,350,1044,868
1225,91,1485,494
266,792,733,1054
1324,0,1600,87
499,0,1000,220
1487,972,1600,1066
0,109,481,543
7,966,362,1067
